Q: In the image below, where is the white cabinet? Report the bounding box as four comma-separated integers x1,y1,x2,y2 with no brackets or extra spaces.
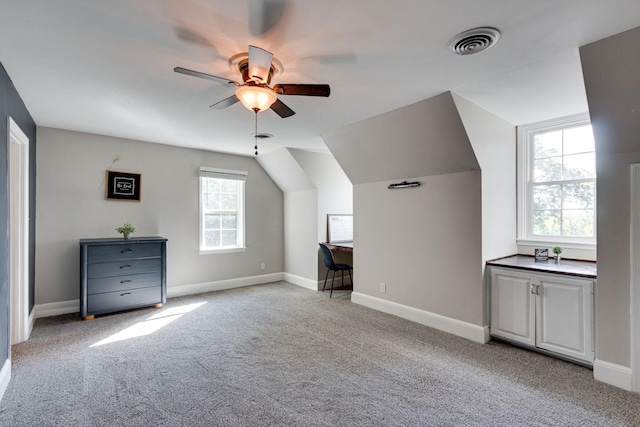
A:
490,267,594,364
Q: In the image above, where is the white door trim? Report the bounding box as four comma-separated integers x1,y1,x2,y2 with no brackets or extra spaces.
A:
7,116,31,345
631,164,640,392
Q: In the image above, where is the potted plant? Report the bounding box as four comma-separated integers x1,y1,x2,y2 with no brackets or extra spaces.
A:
116,223,136,240
552,246,563,262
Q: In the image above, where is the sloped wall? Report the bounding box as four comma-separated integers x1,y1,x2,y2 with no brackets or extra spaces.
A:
324,92,480,185
580,25,640,368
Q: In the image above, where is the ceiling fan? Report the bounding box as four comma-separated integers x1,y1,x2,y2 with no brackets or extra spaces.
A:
174,45,330,118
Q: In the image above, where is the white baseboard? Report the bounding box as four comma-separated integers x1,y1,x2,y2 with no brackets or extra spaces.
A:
33,273,286,319
284,273,318,291
0,358,11,402
167,272,284,298
593,359,632,391
351,292,490,344
34,299,79,319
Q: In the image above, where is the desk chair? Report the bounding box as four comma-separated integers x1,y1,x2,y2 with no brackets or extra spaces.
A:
319,243,353,298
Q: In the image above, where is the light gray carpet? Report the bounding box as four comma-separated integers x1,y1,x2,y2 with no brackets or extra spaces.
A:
1,282,639,426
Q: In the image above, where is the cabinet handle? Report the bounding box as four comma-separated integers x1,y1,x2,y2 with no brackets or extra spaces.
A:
531,284,537,294
121,248,133,253
120,292,131,297
120,265,132,269
120,279,132,284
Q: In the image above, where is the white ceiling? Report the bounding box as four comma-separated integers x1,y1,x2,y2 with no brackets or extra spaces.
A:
1,0,639,157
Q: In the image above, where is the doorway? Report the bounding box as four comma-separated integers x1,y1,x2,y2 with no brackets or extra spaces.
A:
7,117,31,345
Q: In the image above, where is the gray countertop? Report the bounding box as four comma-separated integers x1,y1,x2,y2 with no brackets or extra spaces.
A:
486,255,596,279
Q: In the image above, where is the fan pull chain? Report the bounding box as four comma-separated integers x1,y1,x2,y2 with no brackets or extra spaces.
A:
254,109,259,156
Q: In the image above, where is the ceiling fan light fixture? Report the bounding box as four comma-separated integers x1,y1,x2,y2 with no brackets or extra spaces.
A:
236,85,277,112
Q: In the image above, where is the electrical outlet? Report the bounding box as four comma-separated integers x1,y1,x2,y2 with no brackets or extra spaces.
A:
260,263,266,270
380,282,386,293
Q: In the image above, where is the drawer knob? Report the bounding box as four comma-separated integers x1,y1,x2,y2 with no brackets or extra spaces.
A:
120,265,132,269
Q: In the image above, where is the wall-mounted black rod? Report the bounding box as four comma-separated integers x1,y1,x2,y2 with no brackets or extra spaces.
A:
387,181,421,189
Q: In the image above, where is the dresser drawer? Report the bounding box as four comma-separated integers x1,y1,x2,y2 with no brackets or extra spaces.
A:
87,272,161,295
87,258,161,279
87,286,162,314
88,242,162,262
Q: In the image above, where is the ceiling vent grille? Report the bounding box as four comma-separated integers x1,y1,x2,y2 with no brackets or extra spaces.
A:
448,27,501,55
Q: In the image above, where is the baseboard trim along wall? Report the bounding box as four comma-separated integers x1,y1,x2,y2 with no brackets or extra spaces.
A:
34,299,80,319
593,359,633,391
0,358,11,403
167,273,284,298
351,292,490,344
284,273,318,291
33,273,286,319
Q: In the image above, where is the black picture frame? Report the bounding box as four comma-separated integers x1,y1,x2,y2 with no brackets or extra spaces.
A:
534,248,549,262
106,170,141,201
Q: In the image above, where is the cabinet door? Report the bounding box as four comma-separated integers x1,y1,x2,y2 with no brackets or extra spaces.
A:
536,276,594,362
490,268,536,347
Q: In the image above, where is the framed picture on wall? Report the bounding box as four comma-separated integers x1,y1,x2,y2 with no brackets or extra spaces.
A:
328,214,353,243
106,170,141,201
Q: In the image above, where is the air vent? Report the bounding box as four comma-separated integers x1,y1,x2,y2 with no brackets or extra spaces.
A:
448,27,500,56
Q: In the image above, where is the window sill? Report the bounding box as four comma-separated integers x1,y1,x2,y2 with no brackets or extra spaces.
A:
517,239,596,252
199,247,246,255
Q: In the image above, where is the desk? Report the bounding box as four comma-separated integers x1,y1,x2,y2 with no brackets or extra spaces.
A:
325,241,353,252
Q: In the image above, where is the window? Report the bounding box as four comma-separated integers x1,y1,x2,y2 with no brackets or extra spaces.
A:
199,167,247,253
517,113,596,249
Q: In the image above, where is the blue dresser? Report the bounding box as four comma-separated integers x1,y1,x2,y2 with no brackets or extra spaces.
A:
80,237,167,320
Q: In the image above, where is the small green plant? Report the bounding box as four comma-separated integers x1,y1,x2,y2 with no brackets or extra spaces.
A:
116,223,136,237
552,246,563,255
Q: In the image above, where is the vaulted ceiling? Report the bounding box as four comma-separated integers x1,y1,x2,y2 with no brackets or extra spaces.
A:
1,1,639,156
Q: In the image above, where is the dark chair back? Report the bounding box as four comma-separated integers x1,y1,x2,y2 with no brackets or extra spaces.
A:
319,243,337,270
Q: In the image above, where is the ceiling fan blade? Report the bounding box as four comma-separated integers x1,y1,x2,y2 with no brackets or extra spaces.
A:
210,94,240,109
273,84,330,97
270,98,295,118
174,27,217,50
174,67,239,86
248,45,273,83
249,0,288,36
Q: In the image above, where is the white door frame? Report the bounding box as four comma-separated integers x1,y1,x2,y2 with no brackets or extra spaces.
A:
7,116,31,345
631,164,640,392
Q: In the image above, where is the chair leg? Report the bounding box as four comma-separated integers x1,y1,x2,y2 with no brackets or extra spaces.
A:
341,270,345,288
348,269,353,287
322,269,330,293
330,270,336,298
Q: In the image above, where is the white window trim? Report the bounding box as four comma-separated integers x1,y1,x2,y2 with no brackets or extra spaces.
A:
516,112,596,251
199,167,247,254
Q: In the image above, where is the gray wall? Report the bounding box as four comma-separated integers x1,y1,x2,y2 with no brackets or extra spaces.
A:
580,26,640,367
324,92,486,326
35,127,283,305
355,171,483,324
284,190,318,281
0,63,36,366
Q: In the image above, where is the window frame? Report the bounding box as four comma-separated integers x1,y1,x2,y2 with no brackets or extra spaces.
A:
198,167,247,254
517,113,596,251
